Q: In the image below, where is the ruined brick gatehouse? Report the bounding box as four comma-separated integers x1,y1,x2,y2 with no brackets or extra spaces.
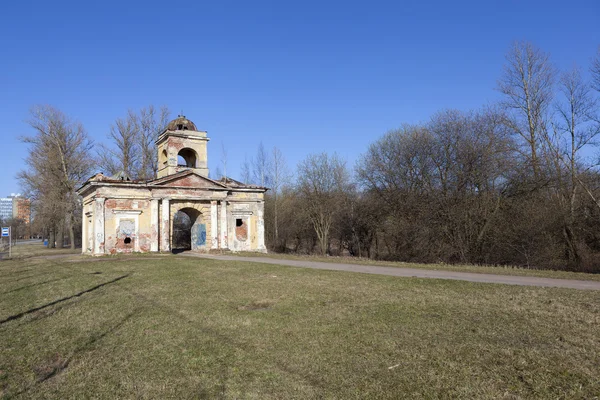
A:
77,116,267,255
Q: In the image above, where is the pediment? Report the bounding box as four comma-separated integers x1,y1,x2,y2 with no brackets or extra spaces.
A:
148,171,227,189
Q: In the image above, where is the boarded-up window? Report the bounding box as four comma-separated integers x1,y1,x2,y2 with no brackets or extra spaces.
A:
119,219,135,236
236,218,247,241
119,219,135,248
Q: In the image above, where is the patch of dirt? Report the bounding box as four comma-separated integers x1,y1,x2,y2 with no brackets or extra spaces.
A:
33,354,69,382
237,300,274,311
29,308,57,321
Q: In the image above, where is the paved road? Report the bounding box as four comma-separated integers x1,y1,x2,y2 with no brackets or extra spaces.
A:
190,254,600,291
13,239,44,245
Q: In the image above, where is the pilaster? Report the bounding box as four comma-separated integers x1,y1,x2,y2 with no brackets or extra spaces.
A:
211,200,218,249
93,197,105,255
257,201,266,252
161,198,170,252
81,205,87,254
150,199,159,252
220,200,228,249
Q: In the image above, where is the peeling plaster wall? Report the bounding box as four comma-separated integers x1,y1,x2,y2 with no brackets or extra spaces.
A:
94,198,105,254
226,191,266,252
81,200,95,254
78,177,267,255
229,202,253,252
157,135,209,178
159,200,169,252
156,188,227,198
150,199,159,252
229,192,262,201
104,199,150,254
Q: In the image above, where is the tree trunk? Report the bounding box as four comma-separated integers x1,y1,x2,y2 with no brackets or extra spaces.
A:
274,193,279,243
319,231,328,256
49,227,56,249
67,211,76,249
57,222,64,249
563,224,580,268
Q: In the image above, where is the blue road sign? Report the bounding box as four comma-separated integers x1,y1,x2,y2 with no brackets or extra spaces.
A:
1,227,8,237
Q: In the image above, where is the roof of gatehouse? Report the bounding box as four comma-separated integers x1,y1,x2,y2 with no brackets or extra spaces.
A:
166,115,198,131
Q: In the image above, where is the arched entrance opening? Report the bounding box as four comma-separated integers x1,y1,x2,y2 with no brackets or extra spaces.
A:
172,208,206,252
177,148,197,168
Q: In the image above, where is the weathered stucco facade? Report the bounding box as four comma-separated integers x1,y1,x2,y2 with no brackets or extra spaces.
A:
77,116,267,255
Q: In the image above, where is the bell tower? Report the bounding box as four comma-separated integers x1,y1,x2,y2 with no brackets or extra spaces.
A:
156,115,210,178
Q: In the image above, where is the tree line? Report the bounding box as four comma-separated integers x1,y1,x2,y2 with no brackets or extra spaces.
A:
246,42,600,272
18,41,600,273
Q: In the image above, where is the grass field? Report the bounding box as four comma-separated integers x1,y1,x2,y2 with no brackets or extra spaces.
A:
3,242,80,259
1,248,599,399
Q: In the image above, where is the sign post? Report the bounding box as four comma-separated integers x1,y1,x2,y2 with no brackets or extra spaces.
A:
1,227,10,258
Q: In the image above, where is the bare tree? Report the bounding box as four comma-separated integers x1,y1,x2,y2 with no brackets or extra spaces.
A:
337,189,382,258
19,105,93,249
498,41,555,180
240,155,251,183
269,146,292,244
97,110,138,178
591,46,600,92
4,218,26,241
545,66,600,266
137,105,170,180
357,109,516,263
212,166,223,181
297,153,350,255
221,142,228,180
253,142,271,187
98,105,170,180
554,66,598,179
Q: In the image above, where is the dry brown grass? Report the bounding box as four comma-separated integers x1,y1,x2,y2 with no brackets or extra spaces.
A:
0,248,599,398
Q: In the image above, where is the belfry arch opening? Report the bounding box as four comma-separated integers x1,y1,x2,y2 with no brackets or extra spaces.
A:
177,148,197,168
172,208,206,252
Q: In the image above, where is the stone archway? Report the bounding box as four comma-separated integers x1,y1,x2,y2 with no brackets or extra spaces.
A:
170,200,211,252
172,207,207,252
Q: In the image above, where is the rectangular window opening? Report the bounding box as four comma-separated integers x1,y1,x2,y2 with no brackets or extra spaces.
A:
235,218,247,241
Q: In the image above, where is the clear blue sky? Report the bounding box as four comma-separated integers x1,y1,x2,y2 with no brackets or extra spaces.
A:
0,0,598,195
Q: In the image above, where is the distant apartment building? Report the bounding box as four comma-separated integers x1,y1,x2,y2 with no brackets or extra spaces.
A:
0,194,31,223
13,196,31,224
0,197,12,221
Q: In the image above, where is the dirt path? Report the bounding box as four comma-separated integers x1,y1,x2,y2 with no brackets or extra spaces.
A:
190,254,600,291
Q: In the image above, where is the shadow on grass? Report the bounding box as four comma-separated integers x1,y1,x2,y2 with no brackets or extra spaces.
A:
0,277,70,296
129,289,232,395
34,309,138,382
0,271,58,285
0,268,33,278
6,309,140,398
0,274,131,326
128,289,327,396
